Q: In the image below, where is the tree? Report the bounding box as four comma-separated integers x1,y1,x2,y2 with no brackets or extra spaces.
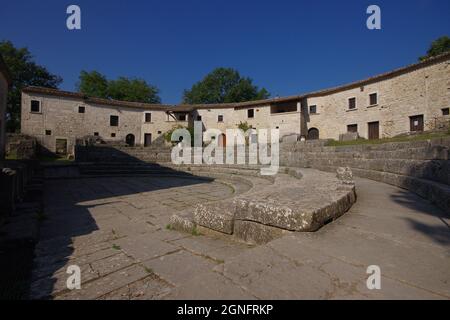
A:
0,40,62,132
419,36,450,61
182,68,270,104
76,70,108,98
108,77,161,104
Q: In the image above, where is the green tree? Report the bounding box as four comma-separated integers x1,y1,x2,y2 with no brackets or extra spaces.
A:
182,68,270,104
419,36,450,61
76,70,108,98
107,77,161,103
0,40,62,132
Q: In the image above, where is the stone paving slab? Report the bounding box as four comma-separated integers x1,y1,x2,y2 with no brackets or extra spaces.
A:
29,174,450,300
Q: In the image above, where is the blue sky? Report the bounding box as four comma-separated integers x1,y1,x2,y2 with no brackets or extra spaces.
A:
1,0,449,104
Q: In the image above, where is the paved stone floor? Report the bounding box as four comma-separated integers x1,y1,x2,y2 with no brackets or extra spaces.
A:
30,175,450,299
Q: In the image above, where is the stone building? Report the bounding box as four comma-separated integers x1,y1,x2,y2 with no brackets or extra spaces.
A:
21,52,450,155
0,54,12,160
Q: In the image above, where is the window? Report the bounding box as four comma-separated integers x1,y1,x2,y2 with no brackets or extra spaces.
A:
247,109,254,118
218,115,224,122
31,100,40,113
369,93,378,106
94,132,99,136
178,114,187,121
196,115,202,121
348,98,356,110
45,130,52,136
157,131,162,134
111,133,116,137
78,106,85,113
270,101,297,114
347,124,358,133
145,113,152,122
442,108,449,116
309,105,317,114
110,115,119,126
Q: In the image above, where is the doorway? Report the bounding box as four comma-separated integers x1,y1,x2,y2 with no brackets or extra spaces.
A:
368,121,380,140
307,128,319,140
126,134,135,146
55,139,67,155
218,133,226,147
410,115,424,132
144,133,152,147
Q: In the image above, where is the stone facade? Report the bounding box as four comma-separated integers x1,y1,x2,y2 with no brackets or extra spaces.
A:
21,92,189,155
21,53,450,154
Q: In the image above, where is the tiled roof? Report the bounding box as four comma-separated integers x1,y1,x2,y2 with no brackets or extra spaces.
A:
22,51,450,111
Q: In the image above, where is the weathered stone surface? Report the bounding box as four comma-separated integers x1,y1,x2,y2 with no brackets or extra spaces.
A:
193,201,236,234
336,167,354,185
233,220,287,245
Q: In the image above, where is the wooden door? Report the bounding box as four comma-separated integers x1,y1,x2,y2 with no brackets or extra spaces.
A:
410,115,424,132
144,133,152,147
368,122,379,140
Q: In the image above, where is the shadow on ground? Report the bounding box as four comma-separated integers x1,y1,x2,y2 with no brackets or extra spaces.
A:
6,147,216,300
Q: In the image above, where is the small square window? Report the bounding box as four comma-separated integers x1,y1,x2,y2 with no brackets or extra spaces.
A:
157,131,162,134
31,100,40,113
110,115,119,126
178,114,187,121
111,133,116,138
94,132,99,136
347,124,358,133
78,106,85,113
196,115,202,121
309,105,317,114
442,108,449,116
348,98,356,110
218,115,224,122
369,93,378,106
145,113,152,122
247,109,254,118
45,130,52,136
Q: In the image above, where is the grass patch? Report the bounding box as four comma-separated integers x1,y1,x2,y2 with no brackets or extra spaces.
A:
165,224,173,230
191,226,201,236
144,266,154,274
112,244,121,250
325,131,450,147
38,154,74,164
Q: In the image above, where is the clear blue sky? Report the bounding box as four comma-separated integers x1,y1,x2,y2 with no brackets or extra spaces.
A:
1,0,449,104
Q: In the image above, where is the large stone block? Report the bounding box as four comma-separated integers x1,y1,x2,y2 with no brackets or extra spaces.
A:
193,201,236,234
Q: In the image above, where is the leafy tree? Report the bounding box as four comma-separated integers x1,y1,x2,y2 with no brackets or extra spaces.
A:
419,36,450,61
76,70,108,98
0,40,62,132
107,77,161,104
182,68,270,104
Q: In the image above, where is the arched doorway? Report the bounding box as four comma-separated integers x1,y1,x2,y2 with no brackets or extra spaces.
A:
307,128,319,140
125,134,135,146
218,134,226,147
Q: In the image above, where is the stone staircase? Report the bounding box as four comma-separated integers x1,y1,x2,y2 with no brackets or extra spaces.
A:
280,137,450,212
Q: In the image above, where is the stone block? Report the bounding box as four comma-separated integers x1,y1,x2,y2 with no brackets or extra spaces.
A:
193,201,236,234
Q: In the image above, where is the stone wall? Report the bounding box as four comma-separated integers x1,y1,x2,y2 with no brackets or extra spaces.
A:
6,134,37,159
305,59,450,140
279,138,450,212
21,93,185,155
